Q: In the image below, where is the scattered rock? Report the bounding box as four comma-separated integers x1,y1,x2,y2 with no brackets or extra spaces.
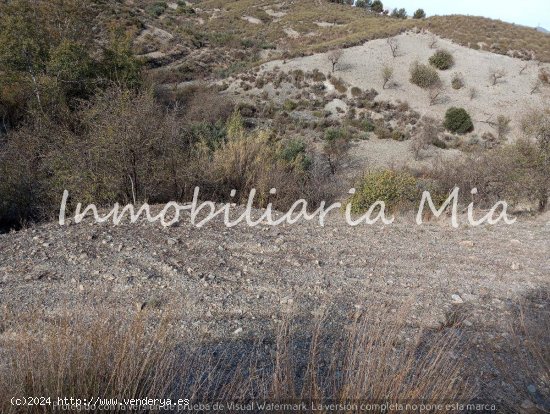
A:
167,238,178,246
451,294,464,304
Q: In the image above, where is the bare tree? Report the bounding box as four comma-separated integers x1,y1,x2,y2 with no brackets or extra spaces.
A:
387,37,399,58
468,87,478,100
495,115,511,140
411,117,439,160
489,68,506,86
327,49,344,73
428,82,445,106
519,64,529,75
381,65,394,89
531,79,542,94
429,34,438,49
539,68,550,85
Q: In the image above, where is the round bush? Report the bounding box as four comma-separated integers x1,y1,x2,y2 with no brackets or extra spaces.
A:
347,170,419,214
444,107,474,134
409,62,441,89
429,50,454,70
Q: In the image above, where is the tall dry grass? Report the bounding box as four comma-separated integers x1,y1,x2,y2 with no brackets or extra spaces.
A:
0,307,477,413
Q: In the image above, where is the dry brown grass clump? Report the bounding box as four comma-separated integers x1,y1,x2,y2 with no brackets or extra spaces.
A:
0,307,476,413
426,15,550,62
151,1,550,62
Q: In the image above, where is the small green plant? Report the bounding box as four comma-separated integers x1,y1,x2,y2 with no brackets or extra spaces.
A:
432,137,447,149
351,86,362,97
429,50,454,70
330,77,347,93
324,127,348,142
148,2,167,17
410,62,441,88
391,130,408,141
382,65,394,89
444,107,474,134
362,119,376,132
310,69,326,82
280,139,312,170
375,125,392,140
347,170,419,214
283,100,298,111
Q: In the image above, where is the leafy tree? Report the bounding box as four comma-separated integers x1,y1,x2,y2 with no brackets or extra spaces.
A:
0,0,142,129
100,31,143,90
371,0,384,13
355,0,372,7
391,8,407,19
413,9,426,19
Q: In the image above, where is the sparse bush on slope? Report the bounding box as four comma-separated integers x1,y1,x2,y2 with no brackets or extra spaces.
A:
423,137,548,210
451,72,465,89
323,127,351,174
429,49,454,70
410,61,441,88
444,107,473,134
347,170,419,213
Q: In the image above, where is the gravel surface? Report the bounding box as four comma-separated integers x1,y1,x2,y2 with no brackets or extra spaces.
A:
1,206,548,342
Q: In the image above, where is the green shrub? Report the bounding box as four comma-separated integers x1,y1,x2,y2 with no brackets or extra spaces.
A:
375,125,392,140
283,100,298,111
390,8,407,19
432,137,447,149
371,0,384,13
409,62,441,88
330,77,347,93
347,170,419,214
309,69,326,82
148,2,167,17
362,119,376,132
391,130,408,141
279,139,312,170
444,107,474,134
351,86,362,97
324,127,348,142
413,9,426,19
429,50,454,70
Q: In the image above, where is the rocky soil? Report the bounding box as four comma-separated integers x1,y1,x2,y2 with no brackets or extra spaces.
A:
1,206,548,342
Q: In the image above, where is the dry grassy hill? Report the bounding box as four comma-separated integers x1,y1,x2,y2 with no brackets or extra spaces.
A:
132,0,550,77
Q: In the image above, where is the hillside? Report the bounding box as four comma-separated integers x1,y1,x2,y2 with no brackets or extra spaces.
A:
129,0,550,83
0,0,549,411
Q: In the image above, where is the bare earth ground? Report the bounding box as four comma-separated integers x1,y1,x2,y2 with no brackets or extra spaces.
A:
1,208,548,338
